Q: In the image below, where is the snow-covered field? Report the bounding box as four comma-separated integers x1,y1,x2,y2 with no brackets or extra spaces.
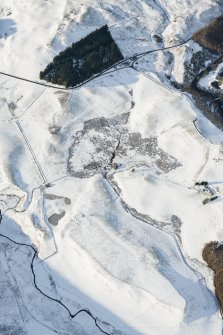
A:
198,62,223,91
0,1,223,334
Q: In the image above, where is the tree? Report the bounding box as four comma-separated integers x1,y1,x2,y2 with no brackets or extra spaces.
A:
39,25,124,87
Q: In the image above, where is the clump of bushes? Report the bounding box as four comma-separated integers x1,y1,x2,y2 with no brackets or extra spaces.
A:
211,80,220,89
203,241,223,310
192,16,223,53
40,25,123,88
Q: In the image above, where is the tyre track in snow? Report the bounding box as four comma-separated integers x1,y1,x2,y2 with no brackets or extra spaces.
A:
4,94,48,186
152,0,170,23
18,87,47,119
101,49,222,316
15,119,47,184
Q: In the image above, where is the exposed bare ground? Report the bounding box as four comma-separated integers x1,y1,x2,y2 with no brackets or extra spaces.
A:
203,241,223,312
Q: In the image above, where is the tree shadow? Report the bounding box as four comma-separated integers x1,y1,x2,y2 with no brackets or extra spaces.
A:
0,18,17,39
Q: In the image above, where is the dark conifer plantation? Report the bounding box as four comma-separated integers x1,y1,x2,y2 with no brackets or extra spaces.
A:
40,25,124,87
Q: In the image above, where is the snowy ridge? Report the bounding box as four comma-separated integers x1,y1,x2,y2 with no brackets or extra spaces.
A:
0,1,223,334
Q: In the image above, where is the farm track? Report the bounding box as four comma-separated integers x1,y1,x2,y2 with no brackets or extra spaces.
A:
0,37,191,91
0,22,222,334
0,35,192,189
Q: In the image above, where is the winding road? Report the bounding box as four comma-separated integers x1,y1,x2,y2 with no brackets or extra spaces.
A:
0,22,221,334
0,37,191,91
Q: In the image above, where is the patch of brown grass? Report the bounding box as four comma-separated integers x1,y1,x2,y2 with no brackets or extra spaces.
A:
203,241,223,309
192,16,223,53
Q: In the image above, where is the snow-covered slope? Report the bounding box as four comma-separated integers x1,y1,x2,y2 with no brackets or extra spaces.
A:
0,1,223,334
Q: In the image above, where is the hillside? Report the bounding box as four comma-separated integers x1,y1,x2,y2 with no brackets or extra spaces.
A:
203,242,223,311
1,1,223,335
40,25,123,87
192,15,223,53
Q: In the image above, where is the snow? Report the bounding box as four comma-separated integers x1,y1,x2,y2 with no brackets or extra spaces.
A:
198,62,223,91
127,72,195,137
0,1,223,334
160,0,220,44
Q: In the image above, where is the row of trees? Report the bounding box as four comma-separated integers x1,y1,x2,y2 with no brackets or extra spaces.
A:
40,25,123,87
